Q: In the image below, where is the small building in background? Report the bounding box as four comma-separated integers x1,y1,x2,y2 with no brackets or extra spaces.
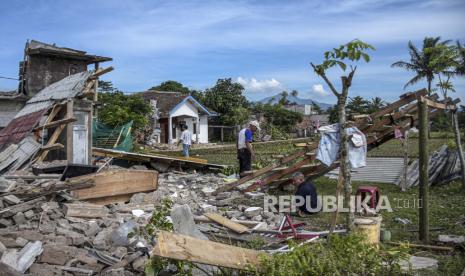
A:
139,91,216,144
0,40,111,129
284,104,313,115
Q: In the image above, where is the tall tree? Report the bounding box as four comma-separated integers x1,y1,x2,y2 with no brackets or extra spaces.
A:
203,78,249,125
455,41,465,76
391,37,453,94
367,97,386,114
311,39,375,230
290,90,299,97
150,80,190,94
278,91,290,105
347,96,370,114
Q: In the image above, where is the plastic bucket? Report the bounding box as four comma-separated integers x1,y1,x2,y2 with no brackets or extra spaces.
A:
354,216,381,245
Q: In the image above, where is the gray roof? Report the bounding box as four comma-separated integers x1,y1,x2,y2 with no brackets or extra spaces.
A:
26,40,112,63
14,71,91,118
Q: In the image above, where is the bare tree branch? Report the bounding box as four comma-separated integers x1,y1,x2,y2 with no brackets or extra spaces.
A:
310,63,340,97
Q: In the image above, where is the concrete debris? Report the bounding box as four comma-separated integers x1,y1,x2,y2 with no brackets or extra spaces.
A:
0,168,287,275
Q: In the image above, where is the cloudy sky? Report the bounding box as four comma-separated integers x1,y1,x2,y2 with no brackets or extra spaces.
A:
0,0,464,104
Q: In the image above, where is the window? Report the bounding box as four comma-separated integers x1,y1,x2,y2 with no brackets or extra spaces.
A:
193,123,197,134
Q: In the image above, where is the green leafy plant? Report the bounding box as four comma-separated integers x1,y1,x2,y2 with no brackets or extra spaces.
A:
252,234,410,276
144,199,195,276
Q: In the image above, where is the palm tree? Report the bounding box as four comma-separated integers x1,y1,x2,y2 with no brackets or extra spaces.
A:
290,90,299,97
456,41,465,76
391,37,452,94
367,97,386,113
436,76,456,100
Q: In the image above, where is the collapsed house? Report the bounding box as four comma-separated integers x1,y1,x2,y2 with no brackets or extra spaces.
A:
139,91,216,144
0,40,112,129
0,68,112,173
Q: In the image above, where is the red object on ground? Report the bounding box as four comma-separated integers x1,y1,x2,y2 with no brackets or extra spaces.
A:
356,186,380,209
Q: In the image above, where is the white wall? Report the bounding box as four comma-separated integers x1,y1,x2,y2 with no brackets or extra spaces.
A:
170,101,198,118
199,115,208,143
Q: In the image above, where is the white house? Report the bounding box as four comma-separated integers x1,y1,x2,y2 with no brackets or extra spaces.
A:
140,91,215,144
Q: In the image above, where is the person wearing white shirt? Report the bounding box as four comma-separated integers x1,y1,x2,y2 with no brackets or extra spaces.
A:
178,125,192,157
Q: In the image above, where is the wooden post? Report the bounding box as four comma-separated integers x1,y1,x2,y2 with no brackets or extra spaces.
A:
93,62,99,118
66,100,74,163
401,131,409,191
452,111,465,189
418,97,429,243
168,116,173,144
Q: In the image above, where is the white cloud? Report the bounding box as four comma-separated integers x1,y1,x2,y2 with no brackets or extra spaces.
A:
236,77,282,92
312,84,329,96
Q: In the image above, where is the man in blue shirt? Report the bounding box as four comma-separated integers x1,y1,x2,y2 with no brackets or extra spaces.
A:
237,121,260,177
291,172,319,216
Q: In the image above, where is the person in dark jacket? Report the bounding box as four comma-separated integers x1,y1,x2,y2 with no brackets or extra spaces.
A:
291,172,319,216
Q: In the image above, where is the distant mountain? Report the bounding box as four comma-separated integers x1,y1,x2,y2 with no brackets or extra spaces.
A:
257,94,332,110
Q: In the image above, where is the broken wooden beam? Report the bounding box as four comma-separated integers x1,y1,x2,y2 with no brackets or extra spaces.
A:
152,231,263,270
33,117,77,131
64,203,109,218
204,213,250,234
70,169,158,204
40,143,64,151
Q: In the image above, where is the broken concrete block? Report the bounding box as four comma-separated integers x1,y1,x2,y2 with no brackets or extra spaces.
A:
226,210,242,219
3,195,21,205
15,237,28,247
201,187,215,197
244,207,263,218
0,177,15,193
24,210,35,219
12,212,26,225
40,201,59,212
0,240,6,254
132,255,148,271
64,203,109,218
29,263,63,276
200,203,217,213
1,241,43,273
171,204,207,240
0,218,13,227
85,221,101,237
245,192,265,199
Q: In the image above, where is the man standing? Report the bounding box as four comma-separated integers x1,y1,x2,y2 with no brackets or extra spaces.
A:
237,120,260,177
291,172,319,216
178,125,192,157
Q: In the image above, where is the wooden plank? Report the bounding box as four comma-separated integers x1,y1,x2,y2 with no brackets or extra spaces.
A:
33,117,77,131
64,203,108,218
204,213,250,234
85,194,132,205
369,89,426,119
89,66,114,79
152,231,262,270
214,149,308,194
36,124,66,162
421,96,457,110
66,100,74,163
41,143,64,151
45,104,63,124
70,170,158,200
177,156,208,164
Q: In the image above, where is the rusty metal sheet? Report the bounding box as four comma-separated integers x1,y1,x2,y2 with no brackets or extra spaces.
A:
0,108,47,150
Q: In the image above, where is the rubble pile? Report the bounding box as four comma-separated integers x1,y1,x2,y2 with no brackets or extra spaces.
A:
0,170,282,275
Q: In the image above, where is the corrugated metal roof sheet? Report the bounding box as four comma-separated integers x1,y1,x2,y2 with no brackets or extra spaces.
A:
0,137,40,173
0,109,48,150
326,157,404,184
14,71,91,118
